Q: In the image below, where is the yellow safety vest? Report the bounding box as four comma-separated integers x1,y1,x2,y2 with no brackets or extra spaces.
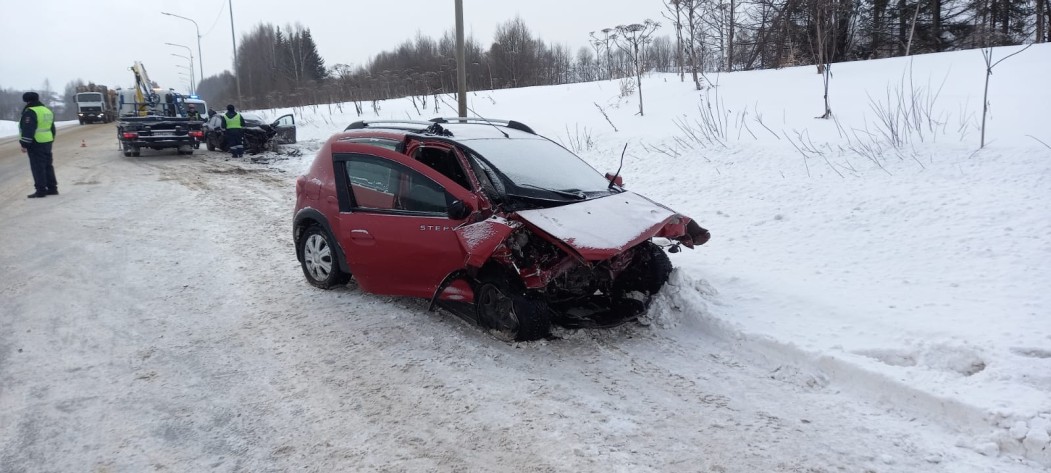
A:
222,113,243,129
26,105,55,143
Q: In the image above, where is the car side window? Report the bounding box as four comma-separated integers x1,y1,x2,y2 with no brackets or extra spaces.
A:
345,156,448,215
340,138,401,152
413,147,472,191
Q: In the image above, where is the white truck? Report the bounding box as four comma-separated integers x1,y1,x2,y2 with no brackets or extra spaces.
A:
74,84,117,124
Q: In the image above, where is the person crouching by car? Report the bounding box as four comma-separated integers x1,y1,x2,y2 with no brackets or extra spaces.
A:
221,104,245,158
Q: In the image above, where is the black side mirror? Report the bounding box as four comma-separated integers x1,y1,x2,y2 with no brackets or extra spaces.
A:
448,200,471,220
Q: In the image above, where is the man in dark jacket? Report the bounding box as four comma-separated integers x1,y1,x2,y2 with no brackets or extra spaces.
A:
19,91,58,198
186,104,202,121
220,104,245,158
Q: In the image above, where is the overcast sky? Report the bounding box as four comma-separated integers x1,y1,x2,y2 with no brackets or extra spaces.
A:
1,0,666,96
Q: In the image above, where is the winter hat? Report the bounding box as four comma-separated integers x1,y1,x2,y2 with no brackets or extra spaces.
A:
22,91,39,103
226,104,235,112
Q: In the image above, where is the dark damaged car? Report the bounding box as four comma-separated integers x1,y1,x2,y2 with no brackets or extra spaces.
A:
205,112,297,153
293,118,710,341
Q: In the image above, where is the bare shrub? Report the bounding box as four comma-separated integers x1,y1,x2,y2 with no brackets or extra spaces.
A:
593,103,618,132
618,77,637,98
560,124,595,153
865,66,952,149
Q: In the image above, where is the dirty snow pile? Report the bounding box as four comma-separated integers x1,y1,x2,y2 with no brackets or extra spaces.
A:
244,44,1051,466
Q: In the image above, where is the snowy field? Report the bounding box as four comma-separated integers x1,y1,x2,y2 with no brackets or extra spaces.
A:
2,44,1049,471
0,119,79,139
248,44,1050,466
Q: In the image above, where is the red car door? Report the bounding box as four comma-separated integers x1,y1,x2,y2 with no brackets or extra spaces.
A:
333,145,478,298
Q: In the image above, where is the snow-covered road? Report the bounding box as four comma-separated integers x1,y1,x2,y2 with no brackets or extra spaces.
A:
0,125,1035,471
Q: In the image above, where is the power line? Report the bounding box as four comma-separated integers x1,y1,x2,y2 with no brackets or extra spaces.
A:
203,0,227,37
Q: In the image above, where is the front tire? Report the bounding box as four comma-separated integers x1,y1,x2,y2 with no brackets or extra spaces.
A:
299,226,350,289
614,241,673,295
475,273,551,342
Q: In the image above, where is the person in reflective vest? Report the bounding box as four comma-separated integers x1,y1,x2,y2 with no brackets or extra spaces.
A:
186,104,202,121
19,91,58,198
221,104,245,158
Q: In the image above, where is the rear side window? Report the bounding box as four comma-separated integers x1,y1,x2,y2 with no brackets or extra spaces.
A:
344,156,448,215
340,137,401,152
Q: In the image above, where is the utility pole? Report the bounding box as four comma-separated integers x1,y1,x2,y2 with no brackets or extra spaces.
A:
229,0,242,105
455,0,467,118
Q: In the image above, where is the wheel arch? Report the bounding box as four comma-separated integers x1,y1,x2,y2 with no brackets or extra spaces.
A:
293,208,351,274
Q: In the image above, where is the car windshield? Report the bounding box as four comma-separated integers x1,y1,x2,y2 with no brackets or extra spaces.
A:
241,114,265,126
77,93,102,102
464,138,611,194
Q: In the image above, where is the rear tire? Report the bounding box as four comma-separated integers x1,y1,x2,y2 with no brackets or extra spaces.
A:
475,272,551,342
298,225,350,289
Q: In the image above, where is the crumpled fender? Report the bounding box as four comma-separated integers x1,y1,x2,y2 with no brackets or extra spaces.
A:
674,218,711,248
454,216,521,268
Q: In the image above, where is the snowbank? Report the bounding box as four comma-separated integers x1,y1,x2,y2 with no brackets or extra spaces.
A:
250,44,1051,464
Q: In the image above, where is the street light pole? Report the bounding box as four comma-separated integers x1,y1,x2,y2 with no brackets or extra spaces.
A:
171,53,195,94
229,0,242,105
176,64,194,92
161,12,204,83
167,43,195,93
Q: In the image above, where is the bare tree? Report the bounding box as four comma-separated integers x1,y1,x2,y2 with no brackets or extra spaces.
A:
576,47,597,82
611,20,661,116
726,0,739,70
589,29,618,80
979,44,1032,147
663,0,687,80
1038,0,1049,42
680,0,704,89
491,16,538,87
649,36,677,72
806,0,845,118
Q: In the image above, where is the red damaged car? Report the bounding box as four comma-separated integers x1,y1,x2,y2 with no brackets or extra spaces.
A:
293,118,710,341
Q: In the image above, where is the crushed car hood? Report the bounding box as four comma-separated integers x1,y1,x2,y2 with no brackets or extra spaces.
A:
513,192,683,261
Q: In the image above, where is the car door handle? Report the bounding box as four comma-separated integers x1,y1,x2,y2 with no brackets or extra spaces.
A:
350,229,374,241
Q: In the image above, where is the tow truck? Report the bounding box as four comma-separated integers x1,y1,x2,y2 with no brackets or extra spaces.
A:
115,61,205,157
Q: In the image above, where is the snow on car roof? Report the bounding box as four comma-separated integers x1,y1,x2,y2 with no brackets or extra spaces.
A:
438,123,537,141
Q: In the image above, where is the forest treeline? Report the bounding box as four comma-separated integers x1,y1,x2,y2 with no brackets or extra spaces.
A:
2,0,1046,121
193,0,1046,111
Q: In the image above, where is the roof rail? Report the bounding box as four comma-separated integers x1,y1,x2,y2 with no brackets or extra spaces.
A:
429,117,536,135
344,119,433,132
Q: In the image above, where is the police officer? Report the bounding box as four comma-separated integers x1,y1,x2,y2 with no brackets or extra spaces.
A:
19,91,58,198
186,104,202,121
221,104,245,158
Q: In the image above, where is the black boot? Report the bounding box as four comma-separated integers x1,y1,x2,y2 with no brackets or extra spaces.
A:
27,192,46,198
46,188,59,195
